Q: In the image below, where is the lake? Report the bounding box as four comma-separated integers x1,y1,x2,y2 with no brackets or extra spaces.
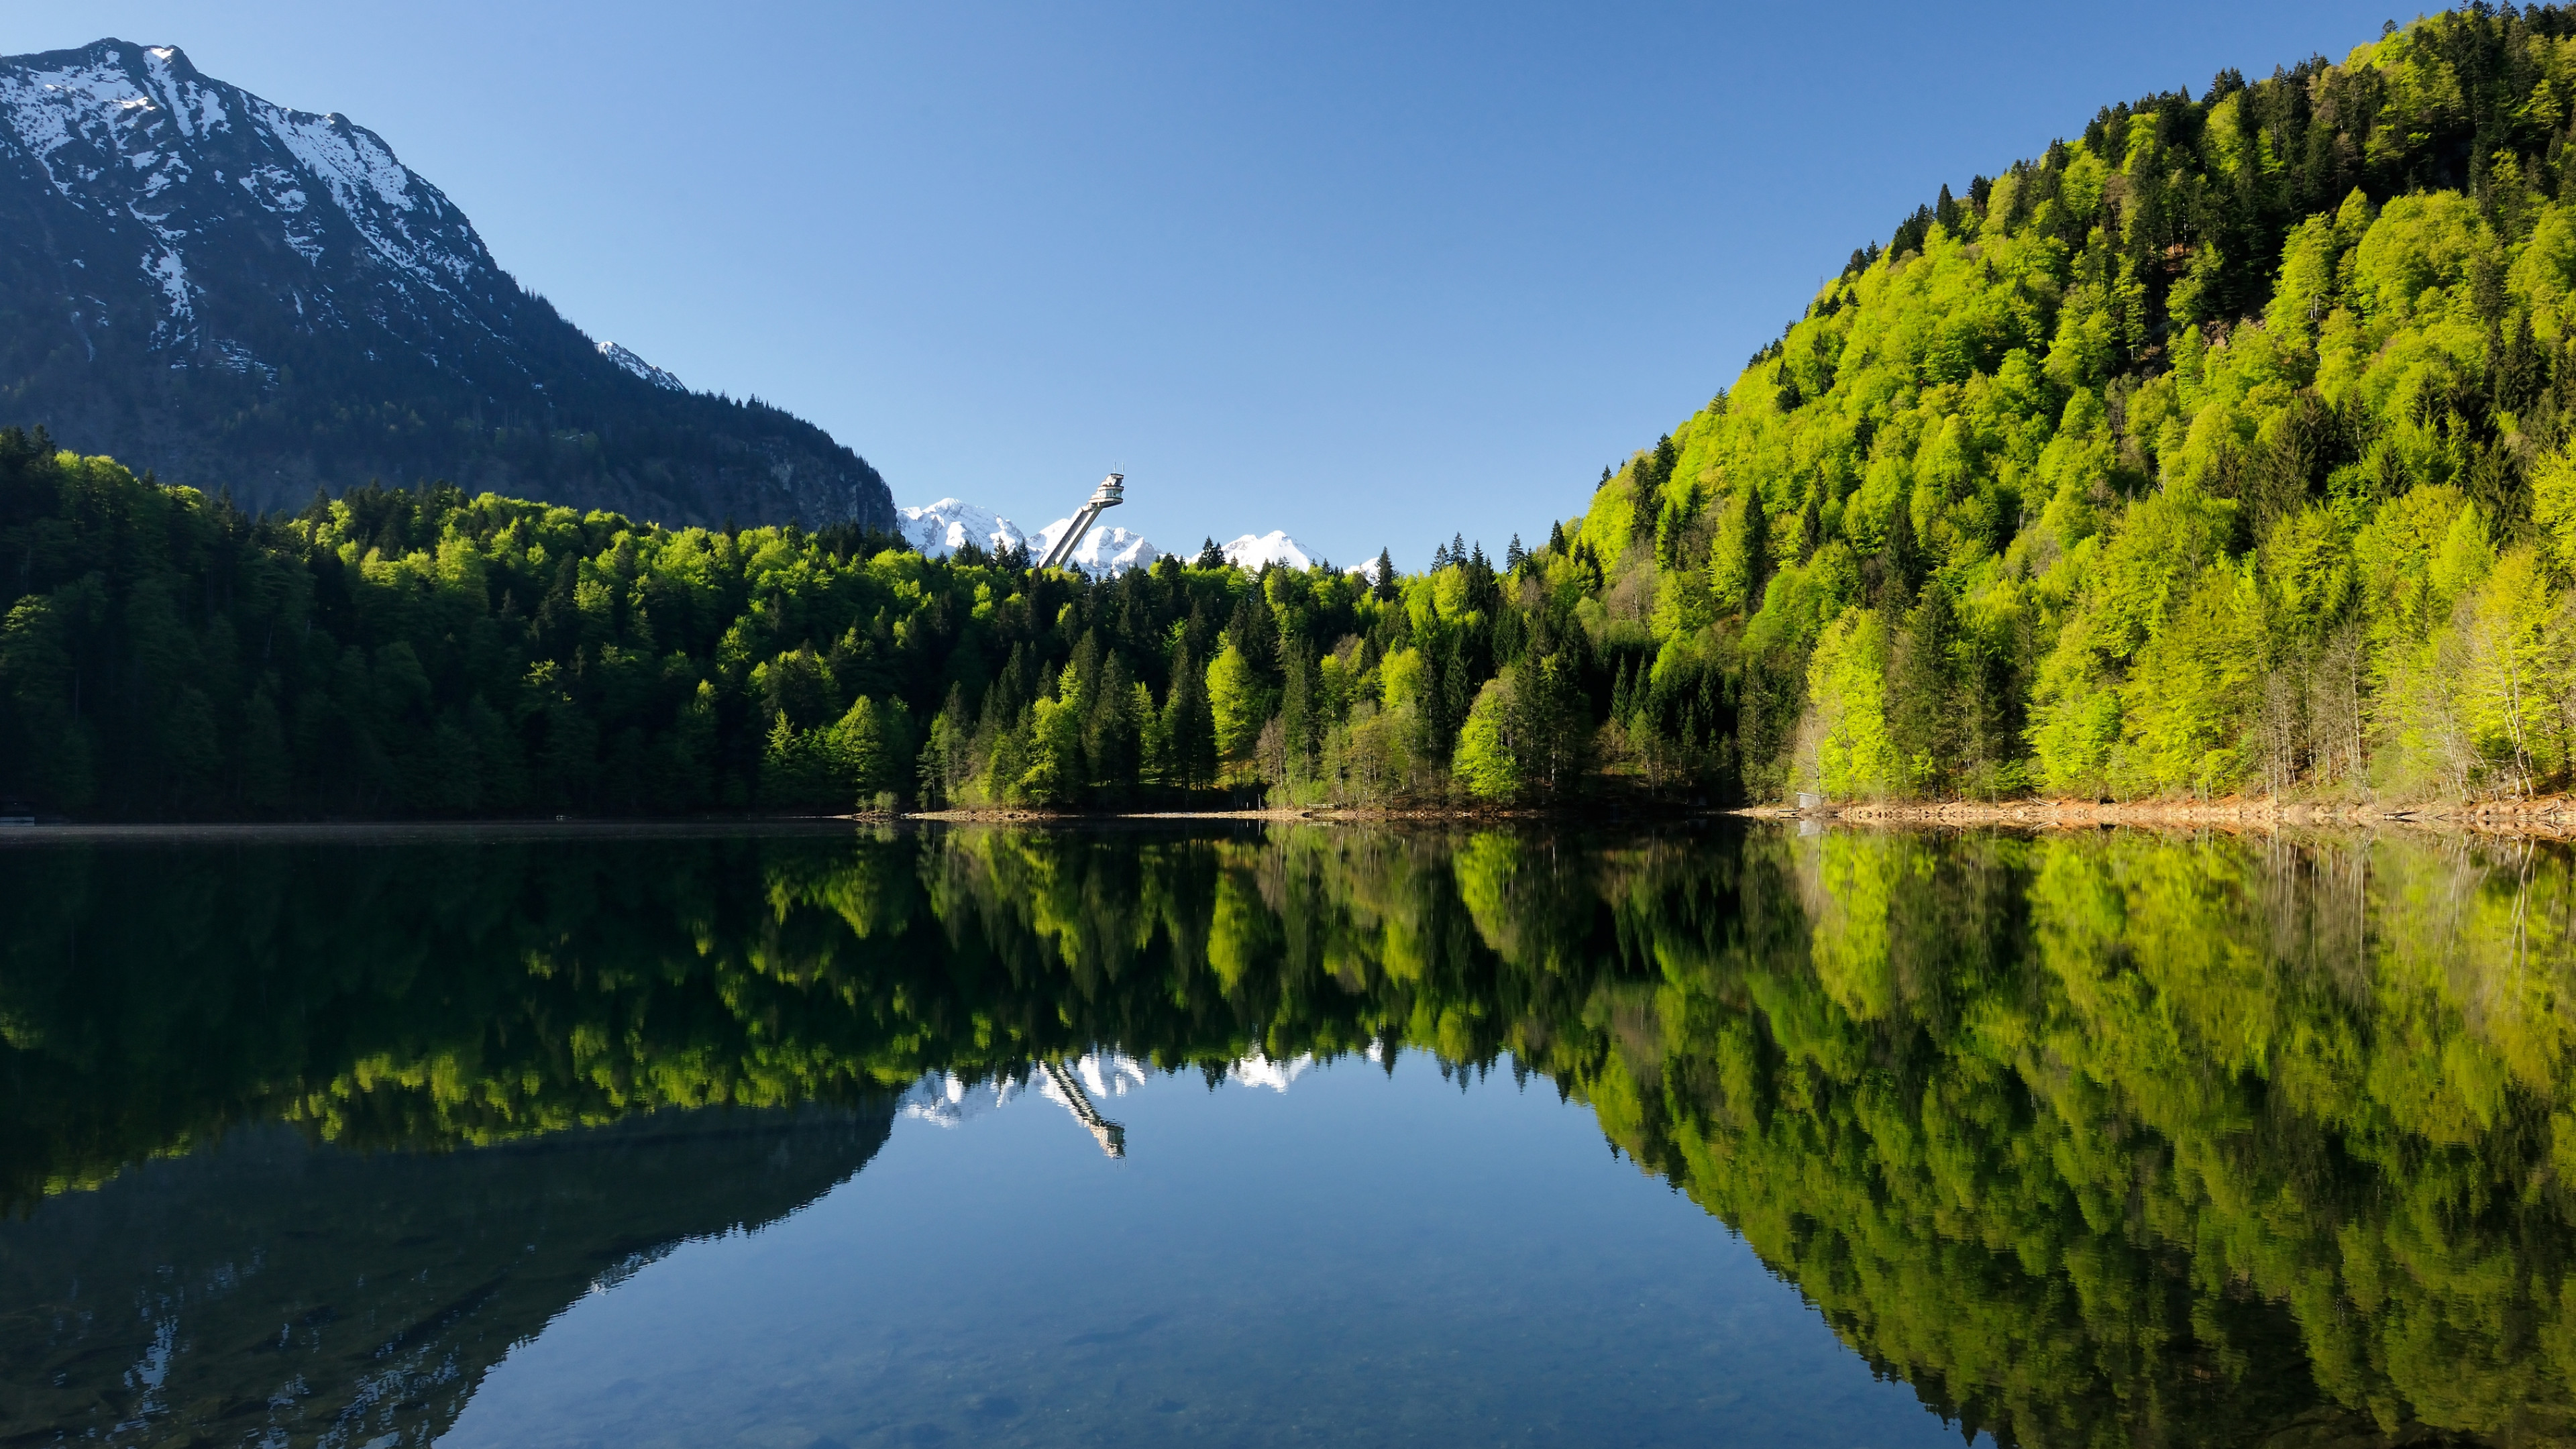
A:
1,820,2568,1447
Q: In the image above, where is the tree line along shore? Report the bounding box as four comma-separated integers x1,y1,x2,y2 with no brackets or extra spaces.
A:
17,8,2576,819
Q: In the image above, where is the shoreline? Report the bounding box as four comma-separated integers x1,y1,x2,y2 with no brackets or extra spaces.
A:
10,798,2576,840
1736,796,2576,836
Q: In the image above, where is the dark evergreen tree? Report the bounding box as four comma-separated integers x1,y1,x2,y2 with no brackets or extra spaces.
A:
1884,583,1962,794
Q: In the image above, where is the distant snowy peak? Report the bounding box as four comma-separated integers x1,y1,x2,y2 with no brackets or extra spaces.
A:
898,497,1161,576
598,341,683,392
898,498,1027,557
1035,515,1160,576
1222,531,1316,572
898,500,1324,579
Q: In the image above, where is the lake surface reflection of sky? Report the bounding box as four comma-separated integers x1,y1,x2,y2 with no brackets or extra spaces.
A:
441,1051,1970,1448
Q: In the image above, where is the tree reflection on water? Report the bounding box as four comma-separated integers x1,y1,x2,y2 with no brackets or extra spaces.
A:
4,822,2574,1446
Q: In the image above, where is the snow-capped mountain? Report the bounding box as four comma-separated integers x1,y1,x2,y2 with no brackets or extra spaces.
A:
0,39,892,527
896,495,1334,580
1222,531,1317,572
900,496,1163,576
1228,1051,1316,1091
898,498,1028,557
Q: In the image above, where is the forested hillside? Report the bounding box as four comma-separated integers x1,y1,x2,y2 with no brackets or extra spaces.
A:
5,423,1527,817
1566,3,2576,802
0,428,1501,818
23,5,2576,816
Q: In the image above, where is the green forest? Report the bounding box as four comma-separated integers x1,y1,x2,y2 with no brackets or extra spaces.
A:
12,821,2576,1446
0,428,1599,818
28,5,2576,812
1582,1,2576,804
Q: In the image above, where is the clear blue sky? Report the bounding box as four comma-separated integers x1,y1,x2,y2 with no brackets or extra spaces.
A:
13,0,2403,566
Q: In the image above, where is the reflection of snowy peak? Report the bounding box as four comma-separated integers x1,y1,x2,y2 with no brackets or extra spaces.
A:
1045,1053,1151,1102
898,498,1027,557
1034,515,1160,576
1223,531,1316,572
1228,1052,1315,1091
900,1070,1022,1126
900,1049,1318,1137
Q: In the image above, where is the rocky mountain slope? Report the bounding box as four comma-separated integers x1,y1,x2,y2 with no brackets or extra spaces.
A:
0,39,893,527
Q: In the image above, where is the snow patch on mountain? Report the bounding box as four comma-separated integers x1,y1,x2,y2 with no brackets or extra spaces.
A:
252,99,474,287
598,341,684,392
899,498,1028,557
0,56,147,195
261,106,413,215
1222,531,1316,572
141,247,189,333
237,161,304,213
141,46,224,138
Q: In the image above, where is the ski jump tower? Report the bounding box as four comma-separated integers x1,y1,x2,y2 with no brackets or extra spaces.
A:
1037,473,1125,570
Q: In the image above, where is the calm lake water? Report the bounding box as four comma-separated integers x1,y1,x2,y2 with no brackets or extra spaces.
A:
1,822,2569,1447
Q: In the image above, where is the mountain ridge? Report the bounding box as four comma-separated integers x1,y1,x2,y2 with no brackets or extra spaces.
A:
0,38,894,529
896,494,1329,577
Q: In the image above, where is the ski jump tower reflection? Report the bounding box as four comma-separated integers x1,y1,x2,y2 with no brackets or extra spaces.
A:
1038,1060,1127,1158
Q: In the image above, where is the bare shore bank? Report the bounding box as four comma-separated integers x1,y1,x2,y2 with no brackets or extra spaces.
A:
899,806,1584,824
12,802,2569,839
1734,796,2576,835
